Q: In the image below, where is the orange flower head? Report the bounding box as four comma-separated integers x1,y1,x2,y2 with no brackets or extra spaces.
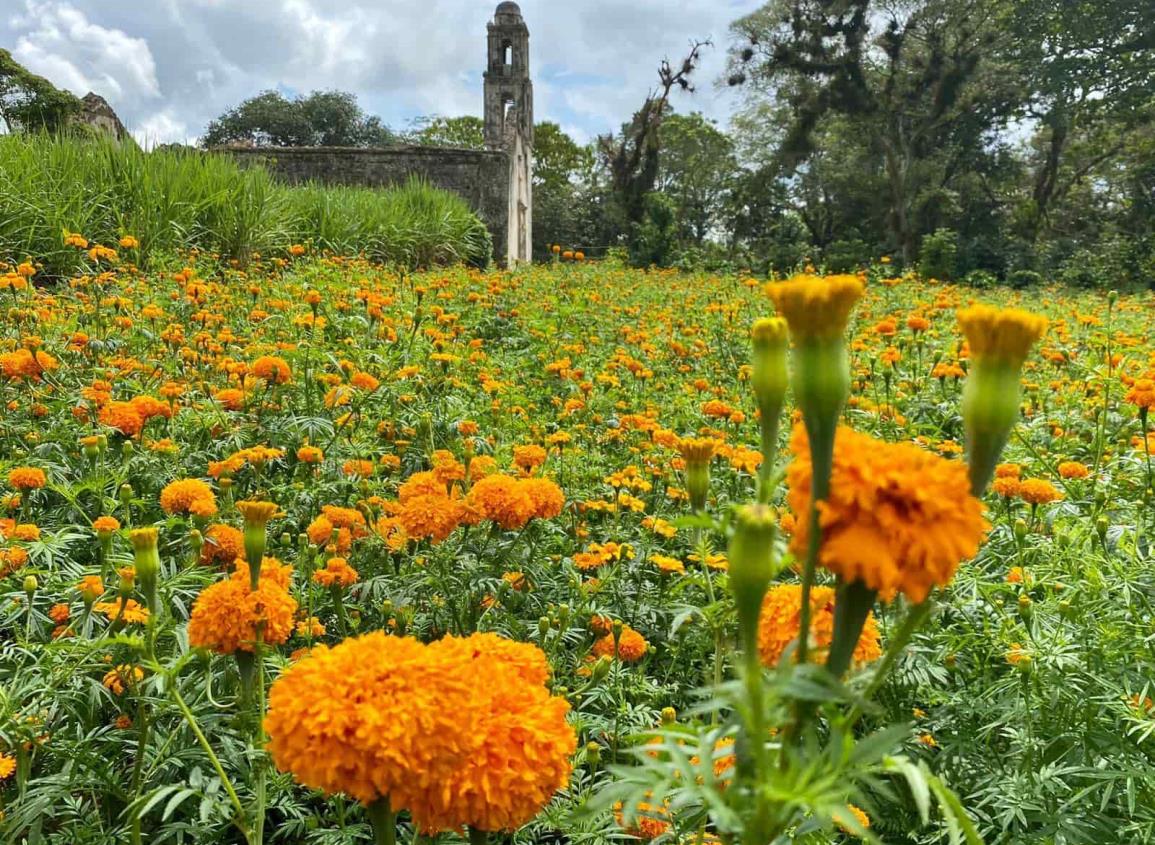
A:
160,478,217,517
757,584,881,668
765,273,865,340
787,423,988,602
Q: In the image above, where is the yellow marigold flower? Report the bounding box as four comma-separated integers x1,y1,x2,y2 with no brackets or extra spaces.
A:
786,423,989,603
312,557,359,587
8,467,46,490
757,584,881,668
0,753,15,781
650,554,685,575
94,598,149,625
187,560,296,654
764,273,865,340
958,305,1048,366
160,478,217,517
77,575,105,602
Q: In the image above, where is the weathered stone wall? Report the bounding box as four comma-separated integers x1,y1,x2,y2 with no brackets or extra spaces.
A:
221,145,511,266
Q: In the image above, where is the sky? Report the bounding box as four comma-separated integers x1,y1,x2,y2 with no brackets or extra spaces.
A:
2,0,765,146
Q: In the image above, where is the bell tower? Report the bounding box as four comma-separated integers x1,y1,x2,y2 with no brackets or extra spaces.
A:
484,2,533,264
484,2,533,149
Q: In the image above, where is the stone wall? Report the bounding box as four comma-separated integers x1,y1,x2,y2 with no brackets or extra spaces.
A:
221,145,512,266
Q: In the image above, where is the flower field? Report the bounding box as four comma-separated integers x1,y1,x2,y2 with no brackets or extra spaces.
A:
0,250,1153,845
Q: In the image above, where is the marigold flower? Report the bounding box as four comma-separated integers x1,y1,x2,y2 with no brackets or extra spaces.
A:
408,634,575,832
1124,378,1155,411
94,598,149,625
765,273,865,341
520,477,565,520
92,516,120,535
102,664,143,695
297,444,324,464
160,478,217,517
1057,461,1089,480
98,401,145,436
466,474,535,530
592,625,648,662
187,560,296,654
958,305,1048,367
8,467,46,490
251,355,292,384
787,423,988,603
264,632,480,805
200,523,244,566
1018,478,1062,506
757,584,881,668
0,753,16,781
313,557,359,587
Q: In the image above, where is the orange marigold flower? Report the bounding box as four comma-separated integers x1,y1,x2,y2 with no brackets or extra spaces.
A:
187,560,296,654
1124,377,1155,411
312,557,359,588
592,625,648,663
512,444,548,474
8,467,46,490
757,584,881,668
297,445,324,464
98,401,145,436
251,355,292,384
92,516,120,535
397,494,464,543
1057,461,1089,480
991,476,1021,498
200,523,244,567
1018,478,1063,505
787,423,988,603
264,631,480,805
160,478,217,517
520,477,565,520
0,753,16,780
614,799,670,840
407,634,575,832
466,474,536,530
102,664,143,695
77,574,105,602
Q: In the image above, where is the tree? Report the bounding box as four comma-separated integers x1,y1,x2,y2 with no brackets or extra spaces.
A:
1002,0,1155,245
0,48,80,133
656,112,736,244
729,0,1005,265
201,90,394,148
598,40,710,258
407,116,486,149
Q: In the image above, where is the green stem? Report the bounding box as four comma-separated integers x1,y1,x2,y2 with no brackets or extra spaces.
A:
365,798,397,845
847,599,934,726
169,678,251,842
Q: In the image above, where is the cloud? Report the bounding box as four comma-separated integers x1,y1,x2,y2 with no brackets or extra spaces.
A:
1,0,764,144
10,1,160,101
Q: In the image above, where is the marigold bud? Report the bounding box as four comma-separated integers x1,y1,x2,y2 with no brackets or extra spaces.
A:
728,504,779,656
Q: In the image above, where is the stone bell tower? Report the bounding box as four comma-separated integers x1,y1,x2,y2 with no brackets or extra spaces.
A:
484,2,533,264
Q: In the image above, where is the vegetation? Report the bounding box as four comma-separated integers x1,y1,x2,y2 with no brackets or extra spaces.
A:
0,134,492,274
0,249,1151,844
201,90,395,148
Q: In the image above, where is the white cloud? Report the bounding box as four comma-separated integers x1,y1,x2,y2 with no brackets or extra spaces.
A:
11,1,160,102
133,109,190,147
1,0,764,144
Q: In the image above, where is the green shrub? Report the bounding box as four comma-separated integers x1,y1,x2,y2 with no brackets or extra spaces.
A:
963,268,998,289
919,228,959,280
1007,268,1042,289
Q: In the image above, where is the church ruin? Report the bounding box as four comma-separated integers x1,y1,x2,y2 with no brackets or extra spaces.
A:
223,3,534,266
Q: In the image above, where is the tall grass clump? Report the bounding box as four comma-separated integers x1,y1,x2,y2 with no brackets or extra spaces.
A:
0,133,492,274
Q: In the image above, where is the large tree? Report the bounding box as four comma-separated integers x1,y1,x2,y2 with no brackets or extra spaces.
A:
0,48,79,133
728,0,1006,265
656,112,737,244
202,90,394,148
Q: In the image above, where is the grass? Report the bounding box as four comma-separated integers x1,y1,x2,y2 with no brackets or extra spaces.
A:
0,133,492,274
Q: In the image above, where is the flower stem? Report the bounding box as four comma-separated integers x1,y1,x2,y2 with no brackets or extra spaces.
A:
365,798,397,845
